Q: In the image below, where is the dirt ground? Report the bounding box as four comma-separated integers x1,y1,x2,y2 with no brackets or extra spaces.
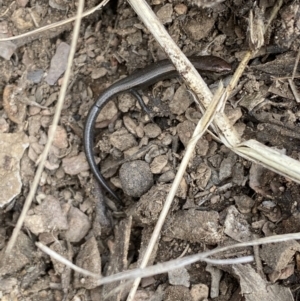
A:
1,0,300,300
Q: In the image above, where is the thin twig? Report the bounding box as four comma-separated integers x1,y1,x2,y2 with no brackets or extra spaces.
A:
292,48,300,80
36,233,300,285
288,48,300,103
100,232,300,285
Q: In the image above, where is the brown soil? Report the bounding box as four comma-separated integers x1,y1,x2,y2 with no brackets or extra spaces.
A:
0,0,300,300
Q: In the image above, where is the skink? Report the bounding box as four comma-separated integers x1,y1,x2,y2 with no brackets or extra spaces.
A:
84,55,231,202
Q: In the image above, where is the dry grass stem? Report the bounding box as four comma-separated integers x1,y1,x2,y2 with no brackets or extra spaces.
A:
36,233,300,286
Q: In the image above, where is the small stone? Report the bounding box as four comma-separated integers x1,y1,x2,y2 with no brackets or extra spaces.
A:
234,122,246,137
118,93,135,113
208,154,222,168
177,120,208,155
183,12,216,41
45,42,70,85
260,240,300,271
0,117,9,133
28,106,41,116
110,176,122,189
123,146,140,159
123,115,138,135
141,277,156,288
126,185,172,225
268,264,294,282
192,163,211,190
174,3,188,15
109,128,138,151
96,100,118,124
64,206,91,242
100,156,119,178
0,232,35,276
224,205,252,242
126,30,143,46
150,155,168,174
135,124,144,138
74,237,101,289
29,142,43,161
45,160,59,171
12,8,35,30
16,0,29,7
0,132,29,207
50,125,68,149
190,283,209,301
234,195,255,214
74,54,87,65
232,162,246,185
0,37,17,60
225,106,243,125
24,196,68,235
169,85,193,115
62,152,89,175
144,123,162,138
219,156,236,181
39,232,58,245
164,286,193,301
161,133,173,145
206,265,222,299
164,209,222,244
27,69,43,83
232,264,293,300
0,278,18,293
91,67,107,79
177,178,188,199
158,170,175,182
119,160,153,197
161,86,175,101
156,3,173,24
168,267,190,287
210,195,220,204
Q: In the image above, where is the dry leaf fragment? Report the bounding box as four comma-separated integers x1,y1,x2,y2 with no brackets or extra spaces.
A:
248,6,265,51
3,85,27,124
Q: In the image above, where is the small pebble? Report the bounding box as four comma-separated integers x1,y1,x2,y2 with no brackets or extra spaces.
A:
119,160,153,197
190,283,209,301
27,69,44,83
174,3,188,15
144,123,162,138
156,3,173,24
168,267,190,287
158,170,175,183
91,67,107,79
234,195,255,214
150,155,168,174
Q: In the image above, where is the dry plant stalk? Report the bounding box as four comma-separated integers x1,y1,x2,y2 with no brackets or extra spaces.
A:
126,0,294,299
36,232,300,286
